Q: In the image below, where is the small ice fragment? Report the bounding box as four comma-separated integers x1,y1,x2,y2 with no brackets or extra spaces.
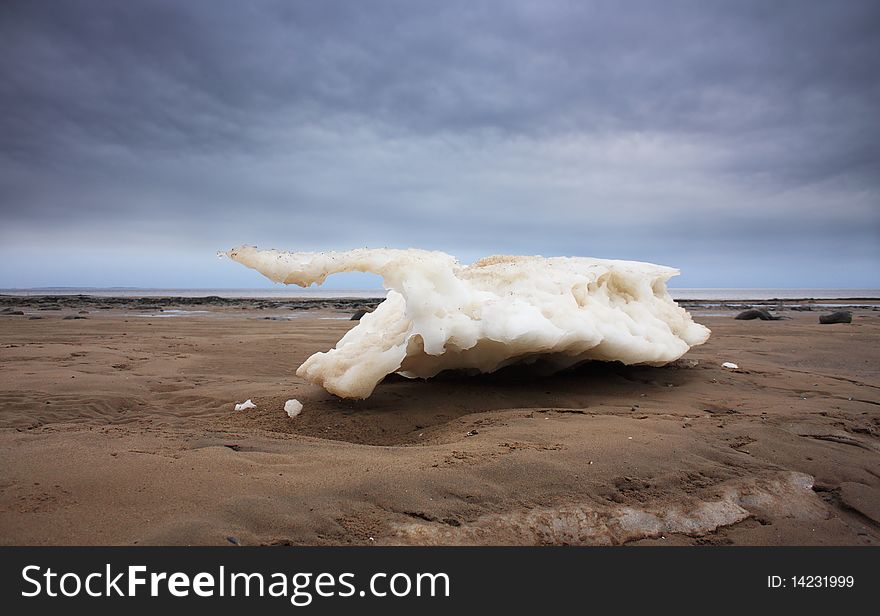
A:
234,399,256,411
284,399,303,418
721,362,738,369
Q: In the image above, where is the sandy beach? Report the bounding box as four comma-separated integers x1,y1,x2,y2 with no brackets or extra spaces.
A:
0,296,878,545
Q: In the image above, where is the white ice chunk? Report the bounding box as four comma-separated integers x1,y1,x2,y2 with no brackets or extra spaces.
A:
721,362,739,370
227,246,711,399
284,399,303,418
234,399,256,411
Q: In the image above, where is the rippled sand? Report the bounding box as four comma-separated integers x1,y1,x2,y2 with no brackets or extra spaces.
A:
0,305,878,545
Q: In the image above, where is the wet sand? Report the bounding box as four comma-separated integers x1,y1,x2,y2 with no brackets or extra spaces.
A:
0,300,878,545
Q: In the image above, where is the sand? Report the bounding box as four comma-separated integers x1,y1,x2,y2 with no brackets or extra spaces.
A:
0,299,878,545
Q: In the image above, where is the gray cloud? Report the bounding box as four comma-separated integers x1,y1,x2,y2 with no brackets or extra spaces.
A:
0,0,878,288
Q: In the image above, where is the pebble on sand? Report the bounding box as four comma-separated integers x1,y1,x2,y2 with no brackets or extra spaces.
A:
234,399,256,411
284,399,303,418
722,362,739,369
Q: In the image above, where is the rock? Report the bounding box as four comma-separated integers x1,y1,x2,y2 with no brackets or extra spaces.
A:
28,316,42,320
819,311,852,324
62,315,88,320
226,536,241,546
721,362,739,370
669,358,700,369
735,309,782,321
1,310,24,316
350,309,369,321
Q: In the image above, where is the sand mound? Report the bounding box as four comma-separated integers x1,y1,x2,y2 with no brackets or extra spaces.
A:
393,472,822,545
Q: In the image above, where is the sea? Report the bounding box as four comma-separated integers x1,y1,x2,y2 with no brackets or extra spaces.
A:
2,288,879,301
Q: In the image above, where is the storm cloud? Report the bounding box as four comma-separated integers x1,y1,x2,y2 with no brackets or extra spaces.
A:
1,0,878,288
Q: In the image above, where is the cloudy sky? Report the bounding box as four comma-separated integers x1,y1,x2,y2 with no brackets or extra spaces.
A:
1,0,878,289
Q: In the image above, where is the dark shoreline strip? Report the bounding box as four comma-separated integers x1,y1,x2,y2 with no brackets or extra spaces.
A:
2,294,878,313
0,294,385,312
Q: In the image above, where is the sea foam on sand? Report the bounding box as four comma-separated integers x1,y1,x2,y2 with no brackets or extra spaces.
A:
227,246,710,399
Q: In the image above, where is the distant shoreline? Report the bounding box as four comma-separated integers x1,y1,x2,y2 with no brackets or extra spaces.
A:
0,294,384,313
4,287,880,300
1,293,878,313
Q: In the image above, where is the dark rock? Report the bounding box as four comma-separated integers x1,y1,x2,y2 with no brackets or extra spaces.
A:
62,315,88,320
350,309,370,321
226,536,241,546
28,316,42,320
734,308,782,321
1,310,24,316
819,311,852,324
